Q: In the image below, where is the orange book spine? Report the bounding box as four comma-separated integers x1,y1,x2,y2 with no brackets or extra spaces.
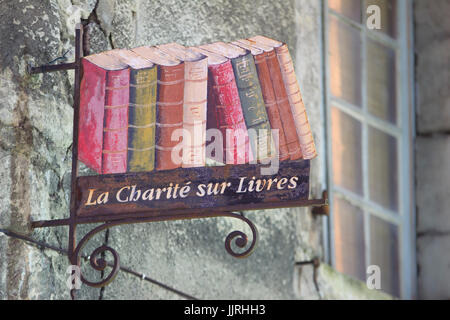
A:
253,52,290,161
265,50,303,160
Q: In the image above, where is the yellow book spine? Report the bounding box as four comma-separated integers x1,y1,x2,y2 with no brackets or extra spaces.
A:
127,66,157,172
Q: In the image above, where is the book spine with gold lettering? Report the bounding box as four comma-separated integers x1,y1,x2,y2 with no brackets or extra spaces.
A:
127,66,157,172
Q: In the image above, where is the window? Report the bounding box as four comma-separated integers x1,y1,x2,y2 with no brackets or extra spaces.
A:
324,0,415,298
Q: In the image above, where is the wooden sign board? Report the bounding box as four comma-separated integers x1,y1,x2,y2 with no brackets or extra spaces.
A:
76,160,310,218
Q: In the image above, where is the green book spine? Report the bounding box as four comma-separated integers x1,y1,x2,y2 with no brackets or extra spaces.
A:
231,53,273,160
127,66,157,172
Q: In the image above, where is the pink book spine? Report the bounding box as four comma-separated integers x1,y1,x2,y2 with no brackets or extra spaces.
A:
209,60,252,164
102,69,130,174
78,59,107,173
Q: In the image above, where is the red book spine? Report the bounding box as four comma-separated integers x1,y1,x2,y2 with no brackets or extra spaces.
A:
155,64,184,171
209,61,252,164
102,69,130,174
78,59,107,173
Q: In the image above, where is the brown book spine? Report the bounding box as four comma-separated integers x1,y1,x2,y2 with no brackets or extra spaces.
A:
265,50,303,160
156,63,185,170
253,52,290,161
276,44,317,159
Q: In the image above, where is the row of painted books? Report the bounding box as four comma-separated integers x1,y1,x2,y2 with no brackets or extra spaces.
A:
78,35,317,174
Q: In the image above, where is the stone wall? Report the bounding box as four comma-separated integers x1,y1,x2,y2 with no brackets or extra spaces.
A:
415,0,450,300
0,0,388,300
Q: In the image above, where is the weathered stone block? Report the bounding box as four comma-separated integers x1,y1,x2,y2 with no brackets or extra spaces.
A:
0,232,100,300
415,0,450,133
417,234,450,299
135,0,296,49
85,22,112,54
416,136,450,233
71,0,98,19
96,0,116,36
415,0,450,52
416,39,450,133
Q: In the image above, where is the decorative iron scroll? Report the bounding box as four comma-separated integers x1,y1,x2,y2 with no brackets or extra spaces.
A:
28,24,329,299
69,211,259,289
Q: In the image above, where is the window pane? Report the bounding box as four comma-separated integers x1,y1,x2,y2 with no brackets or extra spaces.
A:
370,215,400,296
333,196,366,281
367,39,397,124
365,0,397,38
331,107,363,195
329,15,362,107
368,127,398,211
329,0,362,22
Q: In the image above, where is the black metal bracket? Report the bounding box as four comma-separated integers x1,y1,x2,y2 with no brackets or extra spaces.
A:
295,258,322,298
28,23,329,299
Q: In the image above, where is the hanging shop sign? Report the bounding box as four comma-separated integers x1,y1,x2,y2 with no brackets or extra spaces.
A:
28,24,327,298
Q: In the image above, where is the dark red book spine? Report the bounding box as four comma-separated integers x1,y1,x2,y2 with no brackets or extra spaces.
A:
208,61,252,164
102,69,130,174
78,59,106,173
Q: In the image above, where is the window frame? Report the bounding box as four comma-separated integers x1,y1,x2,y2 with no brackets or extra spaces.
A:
322,0,416,299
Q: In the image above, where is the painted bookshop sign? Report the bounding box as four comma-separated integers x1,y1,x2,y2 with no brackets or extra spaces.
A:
76,160,310,217
28,25,327,295
76,36,317,218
